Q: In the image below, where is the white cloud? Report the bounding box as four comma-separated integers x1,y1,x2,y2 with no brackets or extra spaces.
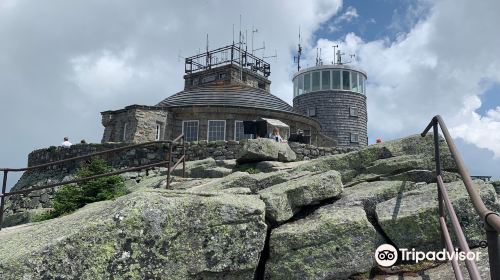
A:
337,6,358,23
307,0,500,158
0,0,342,187
328,6,358,33
70,49,136,97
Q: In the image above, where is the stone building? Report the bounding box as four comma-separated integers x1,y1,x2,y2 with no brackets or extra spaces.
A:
100,44,368,147
293,63,368,147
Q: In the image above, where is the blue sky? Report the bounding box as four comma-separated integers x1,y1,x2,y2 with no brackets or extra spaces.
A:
308,0,500,179
1,0,499,190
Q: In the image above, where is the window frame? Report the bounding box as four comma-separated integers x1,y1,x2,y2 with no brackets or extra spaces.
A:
155,124,161,141
349,106,359,117
342,70,351,90
122,123,128,141
321,70,330,90
207,120,226,142
350,133,359,143
234,120,253,141
307,107,316,117
182,120,199,142
312,71,320,91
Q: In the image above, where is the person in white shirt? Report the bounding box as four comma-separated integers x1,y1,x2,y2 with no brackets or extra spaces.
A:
269,127,284,143
61,137,72,148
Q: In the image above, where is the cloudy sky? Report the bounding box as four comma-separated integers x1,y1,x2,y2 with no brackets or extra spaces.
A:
1,0,499,189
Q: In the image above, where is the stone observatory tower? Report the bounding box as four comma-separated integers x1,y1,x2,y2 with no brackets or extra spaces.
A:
292,48,368,147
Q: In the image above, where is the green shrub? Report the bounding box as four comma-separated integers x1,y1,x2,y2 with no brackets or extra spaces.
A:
234,164,261,174
42,157,126,220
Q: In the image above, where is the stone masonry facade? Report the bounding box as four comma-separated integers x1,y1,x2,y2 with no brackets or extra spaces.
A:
293,91,368,147
101,105,168,143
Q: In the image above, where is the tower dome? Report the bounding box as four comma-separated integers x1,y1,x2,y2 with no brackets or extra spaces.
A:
292,63,368,147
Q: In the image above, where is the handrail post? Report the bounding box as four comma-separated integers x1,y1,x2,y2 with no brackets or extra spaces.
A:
0,170,8,231
166,142,173,189
182,135,186,178
486,222,500,280
433,122,446,250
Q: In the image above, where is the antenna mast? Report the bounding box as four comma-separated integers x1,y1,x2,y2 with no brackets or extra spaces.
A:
293,27,302,71
332,45,338,64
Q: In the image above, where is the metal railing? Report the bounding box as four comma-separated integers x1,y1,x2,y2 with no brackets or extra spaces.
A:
422,115,500,280
0,134,186,231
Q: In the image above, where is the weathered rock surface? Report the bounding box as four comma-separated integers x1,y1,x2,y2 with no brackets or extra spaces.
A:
292,134,456,184
3,133,496,280
237,138,296,163
171,157,232,178
376,180,499,251
259,170,343,224
0,190,267,280
265,205,383,279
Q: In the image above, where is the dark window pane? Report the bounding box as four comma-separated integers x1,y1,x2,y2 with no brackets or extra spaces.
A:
312,71,320,91
321,70,330,90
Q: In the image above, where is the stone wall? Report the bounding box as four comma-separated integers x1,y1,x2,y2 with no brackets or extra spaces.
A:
294,90,368,148
101,105,168,143
3,141,354,218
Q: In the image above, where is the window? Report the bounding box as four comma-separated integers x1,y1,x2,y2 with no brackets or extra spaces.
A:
155,124,161,140
312,71,320,91
208,120,226,141
293,79,298,98
350,133,359,143
304,73,311,93
332,70,341,89
352,72,359,92
342,70,350,90
349,107,358,117
321,70,330,90
122,123,128,141
303,130,311,136
307,107,316,117
235,121,253,141
182,120,199,142
359,75,365,93
218,73,227,79
298,75,304,95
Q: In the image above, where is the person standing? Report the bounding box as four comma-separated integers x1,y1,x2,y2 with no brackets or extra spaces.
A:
269,127,284,143
61,137,72,148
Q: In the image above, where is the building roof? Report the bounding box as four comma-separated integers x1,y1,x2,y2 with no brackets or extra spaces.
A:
260,118,290,128
157,84,294,112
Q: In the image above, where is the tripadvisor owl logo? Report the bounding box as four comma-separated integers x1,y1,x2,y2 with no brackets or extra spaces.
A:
374,244,398,267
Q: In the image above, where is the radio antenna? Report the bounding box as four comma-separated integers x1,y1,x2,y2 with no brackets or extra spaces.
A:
251,26,258,55
332,45,338,64
293,26,302,71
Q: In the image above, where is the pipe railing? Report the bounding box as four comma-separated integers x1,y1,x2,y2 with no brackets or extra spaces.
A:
0,134,186,230
422,115,500,280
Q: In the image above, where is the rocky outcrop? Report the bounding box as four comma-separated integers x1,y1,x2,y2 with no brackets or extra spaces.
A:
376,180,499,251
1,133,496,279
0,190,267,280
266,205,383,279
237,139,296,163
171,157,232,178
259,170,343,224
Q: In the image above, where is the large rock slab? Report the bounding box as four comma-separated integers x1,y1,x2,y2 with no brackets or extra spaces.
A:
0,190,267,280
236,138,296,163
258,170,343,224
376,180,499,251
266,205,383,279
292,134,457,184
335,181,423,209
171,157,232,178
